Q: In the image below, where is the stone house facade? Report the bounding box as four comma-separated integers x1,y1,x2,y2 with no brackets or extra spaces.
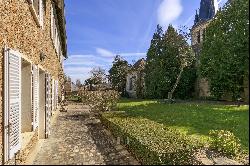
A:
0,0,67,164
126,58,146,98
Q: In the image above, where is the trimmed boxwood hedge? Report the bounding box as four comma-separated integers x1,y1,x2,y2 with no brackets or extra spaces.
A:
101,112,203,165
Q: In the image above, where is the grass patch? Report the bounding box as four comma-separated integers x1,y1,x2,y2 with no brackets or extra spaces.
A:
101,99,249,164
117,99,249,151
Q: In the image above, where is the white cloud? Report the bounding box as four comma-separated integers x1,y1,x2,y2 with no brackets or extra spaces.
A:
64,51,147,83
157,0,183,28
214,0,219,13
120,52,146,57
64,54,113,66
96,47,114,57
64,58,99,66
64,66,93,74
96,47,147,58
64,66,93,84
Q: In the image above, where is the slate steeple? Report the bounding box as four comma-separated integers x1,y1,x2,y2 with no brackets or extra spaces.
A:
194,0,218,25
199,0,218,21
194,10,199,25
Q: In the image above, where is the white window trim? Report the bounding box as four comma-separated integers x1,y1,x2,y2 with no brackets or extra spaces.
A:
32,65,39,130
28,0,44,28
51,2,63,60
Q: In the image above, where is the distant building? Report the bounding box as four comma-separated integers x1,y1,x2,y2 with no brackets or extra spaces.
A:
64,77,72,95
126,58,146,98
71,82,79,92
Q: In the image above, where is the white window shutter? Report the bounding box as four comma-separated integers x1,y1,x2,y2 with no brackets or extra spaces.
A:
32,65,39,130
45,73,52,138
4,48,21,161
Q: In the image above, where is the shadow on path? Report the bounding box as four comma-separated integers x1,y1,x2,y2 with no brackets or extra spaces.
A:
32,103,140,165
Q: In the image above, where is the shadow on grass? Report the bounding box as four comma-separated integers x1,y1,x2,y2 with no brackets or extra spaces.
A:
117,101,249,150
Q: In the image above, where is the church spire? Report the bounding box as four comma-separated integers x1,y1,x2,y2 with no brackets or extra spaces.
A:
198,0,218,22
194,10,199,25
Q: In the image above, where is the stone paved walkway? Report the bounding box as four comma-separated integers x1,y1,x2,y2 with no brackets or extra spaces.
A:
32,103,140,165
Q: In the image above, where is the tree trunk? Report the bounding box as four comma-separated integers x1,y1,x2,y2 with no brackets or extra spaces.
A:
168,67,184,100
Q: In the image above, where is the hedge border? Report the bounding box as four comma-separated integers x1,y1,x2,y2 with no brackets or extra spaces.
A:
100,112,202,165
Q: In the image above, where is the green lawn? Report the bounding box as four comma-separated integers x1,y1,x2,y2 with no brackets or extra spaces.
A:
116,98,249,151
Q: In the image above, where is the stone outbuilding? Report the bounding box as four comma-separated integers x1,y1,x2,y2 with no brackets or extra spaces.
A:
125,58,146,98
0,0,67,164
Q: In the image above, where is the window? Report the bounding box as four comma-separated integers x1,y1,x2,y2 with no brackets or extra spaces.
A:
51,3,62,59
197,30,200,43
29,0,44,27
202,29,206,42
129,77,133,91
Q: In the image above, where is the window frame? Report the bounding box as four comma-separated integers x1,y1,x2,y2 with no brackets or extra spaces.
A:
202,29,206,42
197,30,201,44
28,0,44,28
51,2,63,59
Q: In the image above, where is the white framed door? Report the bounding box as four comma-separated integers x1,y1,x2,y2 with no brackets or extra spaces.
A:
55,80,58,109
32,65,39,130
4,48,22,161
51,79,55,112
45,73,52,138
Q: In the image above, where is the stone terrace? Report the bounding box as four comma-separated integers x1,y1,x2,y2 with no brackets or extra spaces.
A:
31,103,140,165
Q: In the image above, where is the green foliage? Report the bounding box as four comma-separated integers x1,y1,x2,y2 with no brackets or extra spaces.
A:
144,25,164,98
101,112,202,165
145,24,196,99
108,55,130,96
79,90,120,112
135,71,145,99
106,99,249,164
200,0,249,101
174,64,197,99
209,130,241,156
117,99,249,151
84,67,107,90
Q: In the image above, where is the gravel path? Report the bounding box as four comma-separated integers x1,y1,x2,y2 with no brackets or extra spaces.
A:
32,103,140,165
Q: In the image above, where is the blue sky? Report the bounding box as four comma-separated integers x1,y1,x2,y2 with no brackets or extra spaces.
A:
64,0,227,83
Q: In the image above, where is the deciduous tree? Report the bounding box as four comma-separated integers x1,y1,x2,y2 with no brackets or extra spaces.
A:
108,55,130,96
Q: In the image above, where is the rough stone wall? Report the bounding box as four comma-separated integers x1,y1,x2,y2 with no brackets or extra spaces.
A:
198,78,211,97
191,21,210,48
18,130,39,165
4,130,38,165
126,72,137,98
0,0,65,164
